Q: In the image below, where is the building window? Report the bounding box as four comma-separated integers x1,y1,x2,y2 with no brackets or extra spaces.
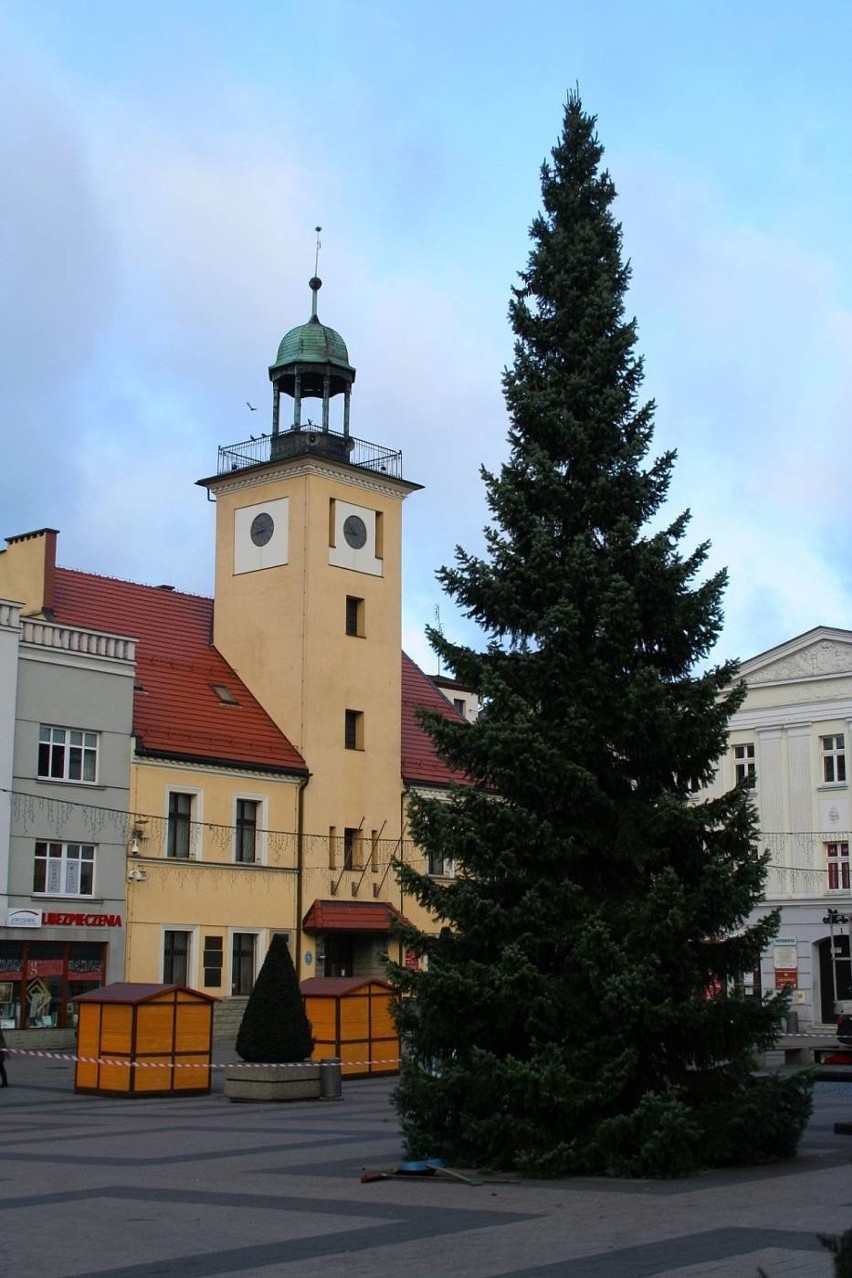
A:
453,697,467,717
38,726,98,783
33,842,95,896
827,842,851,891
345,596,365,637
343,827,360,871
232,933,256,995
203,936,223,989
167,792,194,859
734,743,756,783
822,735,847,784
428,850,455,878
163,931,190,985
344,709,364,750
235,799,259,863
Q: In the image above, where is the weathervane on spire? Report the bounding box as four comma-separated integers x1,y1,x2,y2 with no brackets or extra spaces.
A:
309,226,323,319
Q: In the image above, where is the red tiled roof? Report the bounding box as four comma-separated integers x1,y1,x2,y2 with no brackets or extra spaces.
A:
53,569,307,774
302,899,409,933
401,652,467,787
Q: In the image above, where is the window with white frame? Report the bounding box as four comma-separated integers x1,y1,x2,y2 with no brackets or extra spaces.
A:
428,849,455,878
33,841,95,896
38,726,98,783
163,930,190,985
167,792,195,859
822,734,847,784
827,841,851,891
734,743,756,783
235,799,260,863
231,932,256,995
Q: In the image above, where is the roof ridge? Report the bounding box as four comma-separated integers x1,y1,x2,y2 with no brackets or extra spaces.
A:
57,565,213,603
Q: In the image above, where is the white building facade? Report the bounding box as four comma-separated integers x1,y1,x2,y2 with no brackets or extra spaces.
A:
705,627,852,1028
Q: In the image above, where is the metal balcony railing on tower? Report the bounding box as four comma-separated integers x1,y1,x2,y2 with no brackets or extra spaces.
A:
217,429,403,479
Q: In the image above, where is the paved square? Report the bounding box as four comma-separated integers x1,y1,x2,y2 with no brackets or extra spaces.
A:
1,1052,849,1277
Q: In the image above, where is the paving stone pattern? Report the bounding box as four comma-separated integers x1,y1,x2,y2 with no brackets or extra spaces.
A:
0,1050,850,1277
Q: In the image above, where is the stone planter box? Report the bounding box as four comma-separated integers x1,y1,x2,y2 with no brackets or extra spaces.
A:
222,1063,322,1103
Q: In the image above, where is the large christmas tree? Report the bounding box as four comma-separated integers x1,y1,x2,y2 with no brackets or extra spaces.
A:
393,92,812,1177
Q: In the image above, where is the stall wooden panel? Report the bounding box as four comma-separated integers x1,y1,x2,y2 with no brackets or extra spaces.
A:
74,983,216,1096
301,977,399,1079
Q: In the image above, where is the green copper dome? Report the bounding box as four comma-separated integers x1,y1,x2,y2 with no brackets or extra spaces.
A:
273,315,352,370
269,276,355,387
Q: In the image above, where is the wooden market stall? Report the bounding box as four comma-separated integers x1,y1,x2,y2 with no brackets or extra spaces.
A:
301,976,399,1078
74,982,216,1096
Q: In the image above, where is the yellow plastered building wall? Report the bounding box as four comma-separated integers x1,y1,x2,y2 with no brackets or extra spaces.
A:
125,757,302,991
205,455,418,967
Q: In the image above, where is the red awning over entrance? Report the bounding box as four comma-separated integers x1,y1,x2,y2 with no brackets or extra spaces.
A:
302,900,409,933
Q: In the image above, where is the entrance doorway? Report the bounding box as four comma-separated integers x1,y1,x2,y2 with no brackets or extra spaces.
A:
323,935,355,977
818,933,852,1022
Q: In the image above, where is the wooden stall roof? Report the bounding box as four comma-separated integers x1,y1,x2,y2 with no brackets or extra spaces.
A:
73,983,218,1004
300,977,394,997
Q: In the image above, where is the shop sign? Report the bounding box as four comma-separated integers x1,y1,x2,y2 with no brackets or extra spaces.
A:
773,943,798,970
775,969,798,989
7,909,42,928
404,948,420,970
41,912,122,928
68,961,104,981
26,959,64,978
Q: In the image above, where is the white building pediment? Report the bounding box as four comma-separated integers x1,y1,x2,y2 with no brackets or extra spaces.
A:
741,629,852,686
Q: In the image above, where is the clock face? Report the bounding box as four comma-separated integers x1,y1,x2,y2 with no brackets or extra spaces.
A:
250,512,274,547
343,514,367,550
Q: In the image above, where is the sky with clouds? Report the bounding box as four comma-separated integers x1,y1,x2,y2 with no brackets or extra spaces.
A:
3,0,852,674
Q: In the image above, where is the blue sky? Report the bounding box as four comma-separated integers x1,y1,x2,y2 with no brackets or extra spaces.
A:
3,1,852,673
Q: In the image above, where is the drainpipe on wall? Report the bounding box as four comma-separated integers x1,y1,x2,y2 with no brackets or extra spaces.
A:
296,774,311,974
398,787,407,969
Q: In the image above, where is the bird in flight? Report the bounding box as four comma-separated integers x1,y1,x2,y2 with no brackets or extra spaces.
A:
246,402,257,412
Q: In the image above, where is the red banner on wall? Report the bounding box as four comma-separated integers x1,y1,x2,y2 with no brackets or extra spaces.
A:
774,969,798,989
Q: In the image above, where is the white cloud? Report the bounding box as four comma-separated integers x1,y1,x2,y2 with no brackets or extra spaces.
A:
617,154,852,664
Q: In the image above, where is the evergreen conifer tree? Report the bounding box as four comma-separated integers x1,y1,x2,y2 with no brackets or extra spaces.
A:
236,935,314,1064
392,91,812,1177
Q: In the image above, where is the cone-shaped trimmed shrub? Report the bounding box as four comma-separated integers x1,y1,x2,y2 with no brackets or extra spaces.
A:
235,935,314,1063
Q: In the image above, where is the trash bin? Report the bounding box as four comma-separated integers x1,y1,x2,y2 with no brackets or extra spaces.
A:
320,1057,342,1100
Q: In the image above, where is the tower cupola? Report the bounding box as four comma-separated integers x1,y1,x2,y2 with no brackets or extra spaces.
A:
269,275,356,452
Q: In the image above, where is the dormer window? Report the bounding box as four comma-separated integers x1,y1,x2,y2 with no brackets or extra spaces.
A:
212,684,239,706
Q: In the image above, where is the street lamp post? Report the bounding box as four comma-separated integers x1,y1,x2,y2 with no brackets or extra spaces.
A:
823,907,850,1010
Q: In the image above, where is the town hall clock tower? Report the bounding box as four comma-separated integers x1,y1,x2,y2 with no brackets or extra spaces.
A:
198,273,421,972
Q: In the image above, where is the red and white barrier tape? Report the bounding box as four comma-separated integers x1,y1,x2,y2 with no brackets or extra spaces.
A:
2,1048,401,1070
